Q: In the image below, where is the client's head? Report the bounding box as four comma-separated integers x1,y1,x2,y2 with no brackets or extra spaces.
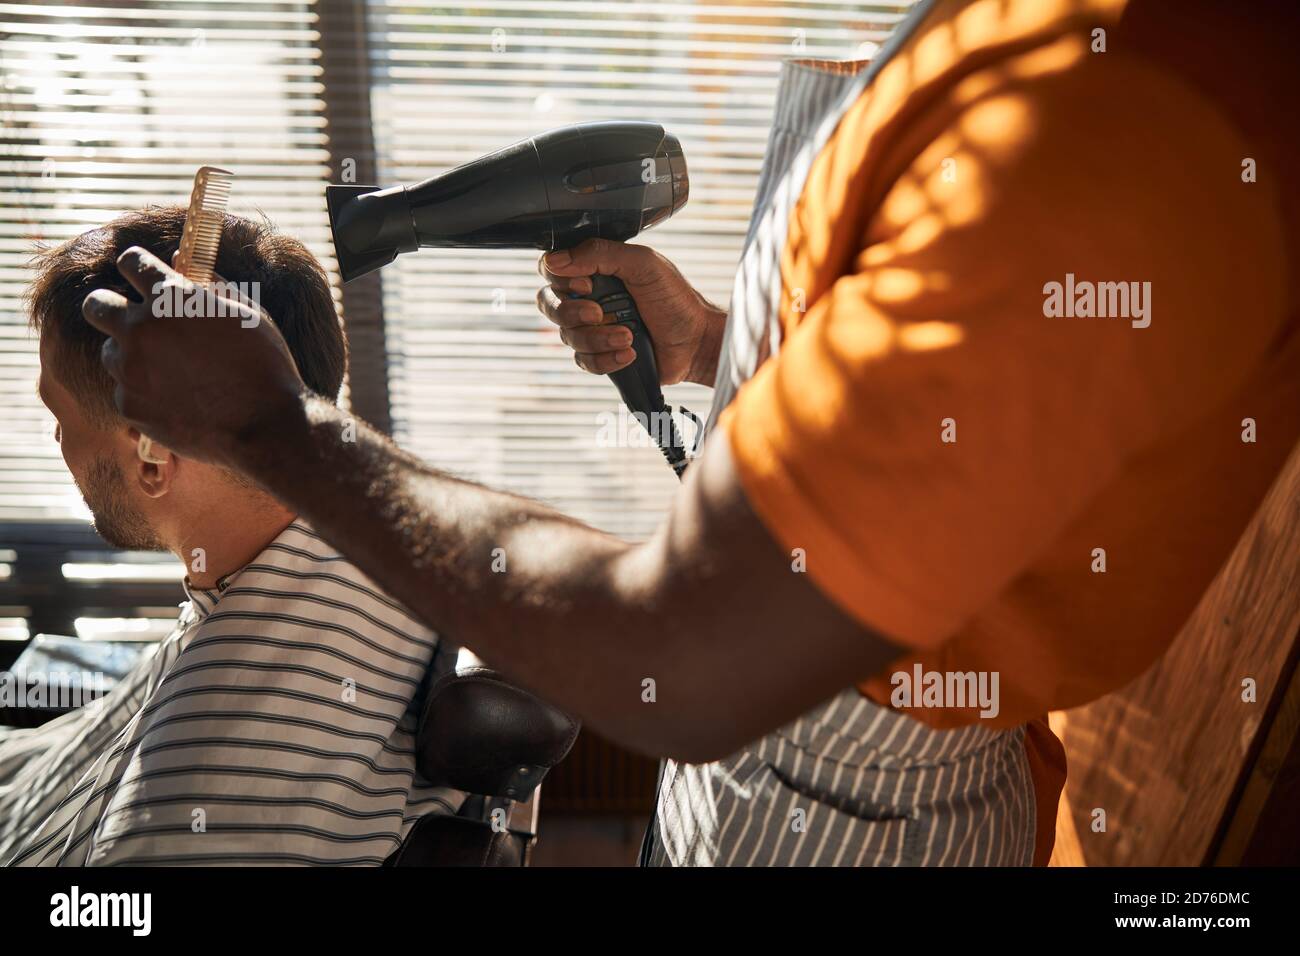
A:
28,206,346,555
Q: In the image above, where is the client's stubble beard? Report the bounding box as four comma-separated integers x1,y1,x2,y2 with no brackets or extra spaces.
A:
77,455,165,551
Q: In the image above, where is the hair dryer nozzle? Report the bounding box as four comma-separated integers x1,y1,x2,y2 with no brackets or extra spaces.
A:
327,184,417,282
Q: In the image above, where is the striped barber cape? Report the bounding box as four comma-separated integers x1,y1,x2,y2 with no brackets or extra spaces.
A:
0,520,462,865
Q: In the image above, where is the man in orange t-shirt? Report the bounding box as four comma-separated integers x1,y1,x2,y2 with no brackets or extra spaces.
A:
82,0,1298,865
541,0,1300,864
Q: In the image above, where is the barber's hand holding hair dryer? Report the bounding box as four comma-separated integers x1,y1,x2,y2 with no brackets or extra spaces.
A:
328,121,713,476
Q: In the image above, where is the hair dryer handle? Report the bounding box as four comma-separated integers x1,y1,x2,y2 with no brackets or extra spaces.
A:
573,273,687,474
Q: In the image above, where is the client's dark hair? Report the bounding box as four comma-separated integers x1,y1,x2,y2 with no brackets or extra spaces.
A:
28,205,346,424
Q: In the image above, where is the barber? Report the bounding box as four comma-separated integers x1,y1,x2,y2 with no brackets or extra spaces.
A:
81,0,1297,866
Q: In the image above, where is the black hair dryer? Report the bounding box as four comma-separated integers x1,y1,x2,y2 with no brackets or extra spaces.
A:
326,121,693,477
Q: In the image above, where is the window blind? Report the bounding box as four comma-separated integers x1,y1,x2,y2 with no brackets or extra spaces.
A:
361,0,913,539
0,0,336,523
1,0,913,541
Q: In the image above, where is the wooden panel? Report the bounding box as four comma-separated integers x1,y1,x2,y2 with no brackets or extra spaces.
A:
541,730,659,815
1051,441,1300,866
1213,639,1300,865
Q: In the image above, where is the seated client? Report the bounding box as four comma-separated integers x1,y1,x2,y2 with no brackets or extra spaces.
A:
0,207,461,865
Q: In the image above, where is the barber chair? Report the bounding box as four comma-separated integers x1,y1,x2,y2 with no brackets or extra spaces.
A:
386,647,580,866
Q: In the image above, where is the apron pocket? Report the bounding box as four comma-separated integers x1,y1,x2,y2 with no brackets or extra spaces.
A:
660,755,914,867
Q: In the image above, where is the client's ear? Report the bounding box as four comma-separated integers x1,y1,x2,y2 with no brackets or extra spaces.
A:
127,426,175,498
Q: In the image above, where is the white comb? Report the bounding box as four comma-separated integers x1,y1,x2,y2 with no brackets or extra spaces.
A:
174,165,233,285
138,165,235,465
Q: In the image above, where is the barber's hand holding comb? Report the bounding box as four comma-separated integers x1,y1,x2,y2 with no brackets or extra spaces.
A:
82,246,306,469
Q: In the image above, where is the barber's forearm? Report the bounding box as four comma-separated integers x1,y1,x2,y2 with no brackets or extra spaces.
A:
686,303,728,387
237,392,681,751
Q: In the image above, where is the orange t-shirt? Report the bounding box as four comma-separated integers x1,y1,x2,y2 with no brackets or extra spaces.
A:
720,0,1298,856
